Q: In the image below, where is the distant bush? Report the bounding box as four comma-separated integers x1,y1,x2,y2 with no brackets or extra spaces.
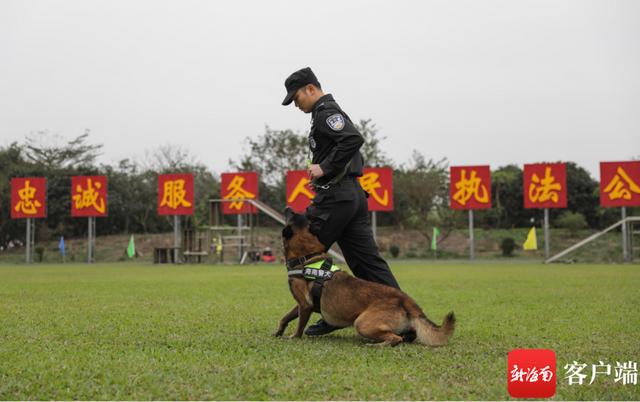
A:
405,249,417,258
35,246,45,262
389,244,400,258
501,237,516,257
556,211,588,234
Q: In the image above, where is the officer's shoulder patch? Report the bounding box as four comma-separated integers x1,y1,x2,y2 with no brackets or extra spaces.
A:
326,113,345,131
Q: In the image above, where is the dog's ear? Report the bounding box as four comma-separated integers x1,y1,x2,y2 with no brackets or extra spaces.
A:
284,207,294,223
291,212,309,229
282,225,294,240
308,221,320,237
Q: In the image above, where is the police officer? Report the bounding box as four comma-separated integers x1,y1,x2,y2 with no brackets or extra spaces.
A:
282,67,402,336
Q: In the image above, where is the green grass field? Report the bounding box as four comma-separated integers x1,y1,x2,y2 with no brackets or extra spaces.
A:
1,262,639,400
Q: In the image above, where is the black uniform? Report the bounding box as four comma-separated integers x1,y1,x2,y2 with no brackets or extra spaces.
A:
305,94,400,289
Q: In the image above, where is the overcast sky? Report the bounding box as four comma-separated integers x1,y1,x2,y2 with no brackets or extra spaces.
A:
1,0,638,179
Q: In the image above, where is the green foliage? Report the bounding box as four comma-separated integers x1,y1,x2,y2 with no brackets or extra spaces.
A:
484,165,526,228
355,119,390,167
563,162,600,227
479,162,602,230
23,130,102,170
0,143,30,245
389,244,400,258
0,123,622,245
500,237,516,257
34,246,45,262
229,126,307,212
393,152,450,233
229,122,392,215
0,134,219,245
0,263,638,400
555,211,588,233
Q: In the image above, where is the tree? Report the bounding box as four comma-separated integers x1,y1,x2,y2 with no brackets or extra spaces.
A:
393,151,451,243
101,159,155,234
0,143,34,246
355,119,391,167
141,145,219,228
142,144,195,172
23,130,102,170
563,162,600,228
481,165,527,228
229,126,307,213
8,131,105,240
475,162,603,229
229,120,391,213
231,126,308,186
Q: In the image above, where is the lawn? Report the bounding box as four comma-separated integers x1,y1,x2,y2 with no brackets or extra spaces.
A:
0,262,638,400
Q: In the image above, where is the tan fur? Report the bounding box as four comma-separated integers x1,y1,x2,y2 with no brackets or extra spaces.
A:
274,214,456,347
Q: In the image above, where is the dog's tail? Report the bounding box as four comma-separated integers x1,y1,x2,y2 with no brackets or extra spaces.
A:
404,299,456,347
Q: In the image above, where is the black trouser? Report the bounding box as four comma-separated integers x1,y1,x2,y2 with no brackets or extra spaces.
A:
306,177,400,289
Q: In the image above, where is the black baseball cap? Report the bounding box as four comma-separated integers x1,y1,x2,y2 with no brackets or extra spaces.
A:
281,67,321,106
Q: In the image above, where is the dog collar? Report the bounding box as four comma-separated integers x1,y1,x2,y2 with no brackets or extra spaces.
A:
288,259,341,281
285,251,324,270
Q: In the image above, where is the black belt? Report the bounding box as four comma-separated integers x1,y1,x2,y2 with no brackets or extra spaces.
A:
312,175,359,191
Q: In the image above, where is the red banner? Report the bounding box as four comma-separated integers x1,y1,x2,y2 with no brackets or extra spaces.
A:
359,167,394,212
71,176,108,217
157,173,195,216
523,163,567,209
11,177,47,219
599,161,640,207
221,172,258,214
450,165,491,210
286,170,315,213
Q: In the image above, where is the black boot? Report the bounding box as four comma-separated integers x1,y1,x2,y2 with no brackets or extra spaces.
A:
304,318,340,336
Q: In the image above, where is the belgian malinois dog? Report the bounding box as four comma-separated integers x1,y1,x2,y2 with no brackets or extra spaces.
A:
274,209,456,347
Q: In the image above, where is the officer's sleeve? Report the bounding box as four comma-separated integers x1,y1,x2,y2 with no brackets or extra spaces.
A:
318,111,364,179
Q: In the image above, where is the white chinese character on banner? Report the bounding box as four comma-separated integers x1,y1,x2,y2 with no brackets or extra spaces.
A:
527,368,540,382
590,361,612,384
510,365,526,382
540,365,554,382
614,361,638,385
564,361,588,385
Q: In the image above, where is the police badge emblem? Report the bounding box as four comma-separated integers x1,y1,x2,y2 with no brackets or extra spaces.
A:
326,114,345,131
309,136,316,149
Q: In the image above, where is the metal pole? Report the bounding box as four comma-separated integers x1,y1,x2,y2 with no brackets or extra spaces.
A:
468,210,474,260
174,215,180,264
87,217,93,264
544,208,550,260
372,211,377,244
622,207,628,262
630,216,635,263
92,217,96,262
237,214,243,261
87,217,92,263
26,218,31,264
31,219,35,263
250,212,255,250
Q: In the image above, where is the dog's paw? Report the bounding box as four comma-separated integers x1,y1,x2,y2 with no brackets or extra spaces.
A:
366,340,399,347
366,342,386,348
272,330,284,337
286,334,302,340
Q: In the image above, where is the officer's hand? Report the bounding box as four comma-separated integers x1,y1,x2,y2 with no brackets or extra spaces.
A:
308,164,324,179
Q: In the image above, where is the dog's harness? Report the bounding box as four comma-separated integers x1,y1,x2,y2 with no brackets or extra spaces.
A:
286,254,341,313
285,251,324,270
